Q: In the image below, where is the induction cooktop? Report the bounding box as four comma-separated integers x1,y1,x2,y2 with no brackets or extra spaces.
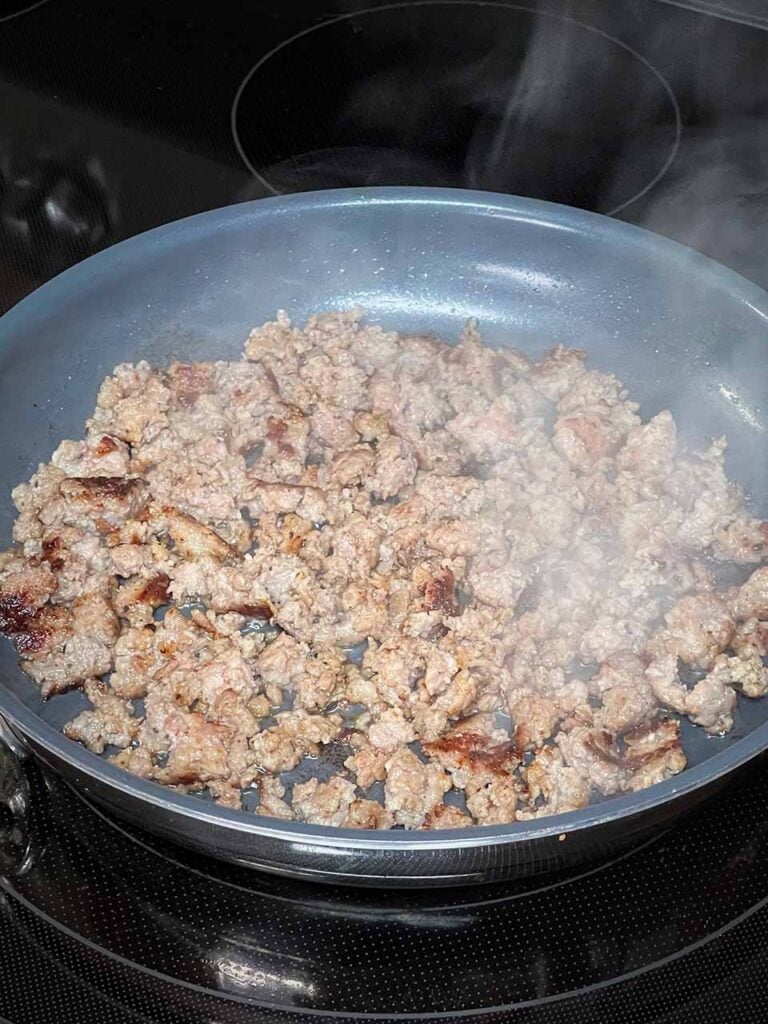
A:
1,1,768,1021
4,737,768,1022
0,0,765,311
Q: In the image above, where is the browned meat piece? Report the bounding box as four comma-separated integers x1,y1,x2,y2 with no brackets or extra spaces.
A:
664,592,735,670
153,709,233,786
413,564,460,617
59,475,149,528
729,567,768,621
384,746,451,828
556,726,628,796
2,601,72,660
510,694,560,750
2,308,767,830
446,712,509,742
344,736,389,788
292,776,357,826
157,507,237,563
422,803,474,829
63,678,139,753
343,799,395,829
248,710,343,774
166,361,216,409
556,718,687,798
623,718,687,791
113,572,170,627
23,592,118,697
257,776,294,820
423,730,520,825
519,746,591,819
0,552,63,655
623,717,682,762
89,361,170,445
627,748,687,792
36,525,118,604
590,652,658,734
368,708,417,752
52,433,131,479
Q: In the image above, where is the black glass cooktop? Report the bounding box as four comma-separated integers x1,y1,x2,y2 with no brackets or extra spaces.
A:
4,739,768,1022
1,0,768,1020
0,0,765,314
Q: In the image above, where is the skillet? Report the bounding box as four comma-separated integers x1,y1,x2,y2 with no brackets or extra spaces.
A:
0,186,767,886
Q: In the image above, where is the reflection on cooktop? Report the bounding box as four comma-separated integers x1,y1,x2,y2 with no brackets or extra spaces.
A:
0,0,50,22
232,2,681,215
0,0,764,307
3,744,768,1020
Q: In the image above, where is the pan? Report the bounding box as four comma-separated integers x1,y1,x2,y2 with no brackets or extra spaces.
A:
0,186,767,887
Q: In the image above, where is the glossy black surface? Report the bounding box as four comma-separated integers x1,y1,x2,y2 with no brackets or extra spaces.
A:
4,739,768,1021
1,0,768,1018
0,0,765,312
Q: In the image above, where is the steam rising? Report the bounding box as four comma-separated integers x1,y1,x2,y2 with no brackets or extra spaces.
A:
236,2,766,285
234,1,768,499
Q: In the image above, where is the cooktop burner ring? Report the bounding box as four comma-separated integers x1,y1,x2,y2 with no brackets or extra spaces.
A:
0,0,51,23
5,824,768,1022
231,0,682,216
6,746,768,1018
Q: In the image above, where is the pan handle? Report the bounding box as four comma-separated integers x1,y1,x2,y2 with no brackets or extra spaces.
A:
0,719,39,879
0,713,30,762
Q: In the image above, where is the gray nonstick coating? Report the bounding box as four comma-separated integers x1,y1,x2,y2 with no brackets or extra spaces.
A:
0,187,766,886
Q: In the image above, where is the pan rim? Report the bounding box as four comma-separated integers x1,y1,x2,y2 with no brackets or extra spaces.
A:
1,184,767,852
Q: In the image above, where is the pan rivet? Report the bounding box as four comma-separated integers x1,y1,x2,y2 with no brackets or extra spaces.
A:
558,833,567,842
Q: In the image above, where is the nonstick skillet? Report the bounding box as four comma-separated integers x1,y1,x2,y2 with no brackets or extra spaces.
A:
0,187,766,886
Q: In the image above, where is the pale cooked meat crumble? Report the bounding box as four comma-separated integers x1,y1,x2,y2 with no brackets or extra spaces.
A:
2,309,768,829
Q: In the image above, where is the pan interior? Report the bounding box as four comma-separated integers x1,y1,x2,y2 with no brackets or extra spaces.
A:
0,188,766,790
